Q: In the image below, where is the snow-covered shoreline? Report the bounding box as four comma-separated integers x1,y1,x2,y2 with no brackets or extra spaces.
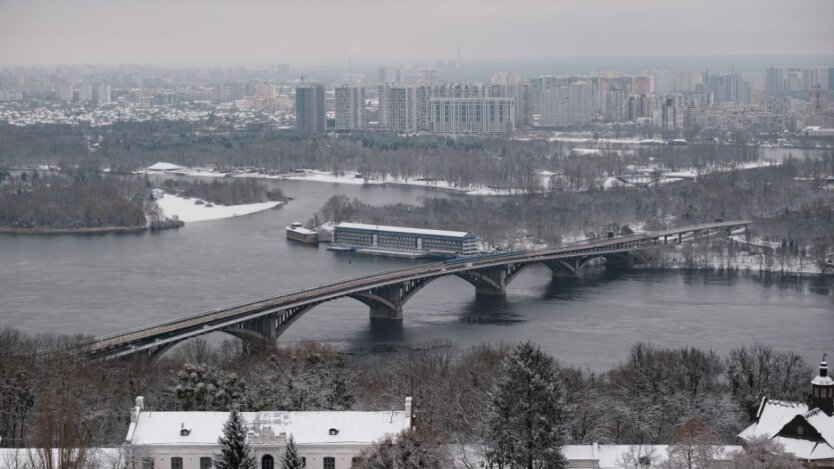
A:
153,190,282,223
137,164,525,196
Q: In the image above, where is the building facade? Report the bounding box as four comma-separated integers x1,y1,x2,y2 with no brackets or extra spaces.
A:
126,397,412,469
295,83,326,132
334,85,365,130
428,97,515,134
332,223,479,257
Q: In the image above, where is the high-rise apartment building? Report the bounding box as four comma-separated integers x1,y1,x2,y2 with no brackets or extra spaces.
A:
378,84,419,132
378,67,403,84
540,87,570,126
765,67,785,95
78,84,94,102
95,83,111,103
334,85,365,130
490,82,532,128
568,81,592,124
428,97,515,134
605,86,627,122
57,83,74,102
677,70,704,93
295,83,326,132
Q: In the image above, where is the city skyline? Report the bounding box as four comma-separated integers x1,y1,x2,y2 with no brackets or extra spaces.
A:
1,0,833,66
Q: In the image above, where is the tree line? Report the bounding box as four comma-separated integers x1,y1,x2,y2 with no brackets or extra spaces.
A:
160,178,287,206
0,326,818,467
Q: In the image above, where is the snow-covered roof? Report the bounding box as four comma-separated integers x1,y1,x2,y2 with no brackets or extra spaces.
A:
335,222,474,239
128,410,409,447
147,162,183,171
739,398,834,460
739,399,810,441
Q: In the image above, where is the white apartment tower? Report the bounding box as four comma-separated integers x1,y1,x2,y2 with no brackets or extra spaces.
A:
428,97,515,134
334,85,365,130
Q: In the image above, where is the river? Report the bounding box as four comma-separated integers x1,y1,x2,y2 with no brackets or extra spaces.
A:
0,179,831,370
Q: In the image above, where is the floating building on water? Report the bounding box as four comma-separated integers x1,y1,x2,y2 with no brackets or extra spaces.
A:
330,222,479,258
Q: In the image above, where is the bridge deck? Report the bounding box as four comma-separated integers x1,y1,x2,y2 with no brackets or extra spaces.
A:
78,220,749,359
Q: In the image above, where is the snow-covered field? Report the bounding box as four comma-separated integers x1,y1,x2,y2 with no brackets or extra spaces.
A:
154,191,282,223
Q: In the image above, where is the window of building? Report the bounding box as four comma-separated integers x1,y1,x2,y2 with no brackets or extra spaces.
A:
171,457,183,469
142,458,155,469
262,454,274,469
323,457,335,469
797,425,805,436
200,457,212,469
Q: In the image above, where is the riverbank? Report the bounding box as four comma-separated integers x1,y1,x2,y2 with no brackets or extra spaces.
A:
0,226,147,234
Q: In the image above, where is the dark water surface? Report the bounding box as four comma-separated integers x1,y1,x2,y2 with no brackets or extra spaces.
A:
1,179,831,370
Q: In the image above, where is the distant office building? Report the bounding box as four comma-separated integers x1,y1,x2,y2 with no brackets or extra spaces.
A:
95,83,111,103
295,83,326,132
378,66,403,84
428,97,515,134
334,84,365,130
332,222,479,257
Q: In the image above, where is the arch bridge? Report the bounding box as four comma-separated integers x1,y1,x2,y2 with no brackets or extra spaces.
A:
77,221,749,360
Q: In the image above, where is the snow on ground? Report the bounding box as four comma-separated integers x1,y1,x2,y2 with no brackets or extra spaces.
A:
147,162,184,171
154,191,282,223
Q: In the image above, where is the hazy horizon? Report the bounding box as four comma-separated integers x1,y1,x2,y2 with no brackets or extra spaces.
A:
1,0,833,67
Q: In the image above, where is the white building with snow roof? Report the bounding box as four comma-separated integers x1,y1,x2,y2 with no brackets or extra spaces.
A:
738,356,834,467
125,397,412,469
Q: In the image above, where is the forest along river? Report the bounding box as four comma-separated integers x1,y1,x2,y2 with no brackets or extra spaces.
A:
0,178,831,371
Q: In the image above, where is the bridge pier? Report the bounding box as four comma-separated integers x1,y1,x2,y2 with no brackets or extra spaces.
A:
544,259,583,278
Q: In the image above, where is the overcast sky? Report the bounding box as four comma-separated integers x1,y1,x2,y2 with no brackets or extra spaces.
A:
1,0,832,66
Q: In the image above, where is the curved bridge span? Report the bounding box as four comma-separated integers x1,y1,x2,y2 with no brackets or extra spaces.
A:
78,221,749,360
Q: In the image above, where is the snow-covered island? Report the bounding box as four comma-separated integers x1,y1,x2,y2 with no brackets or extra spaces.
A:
152,190,283,223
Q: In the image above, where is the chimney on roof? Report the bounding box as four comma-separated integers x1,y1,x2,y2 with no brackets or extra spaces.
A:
811,353,833,416
131,396,145,423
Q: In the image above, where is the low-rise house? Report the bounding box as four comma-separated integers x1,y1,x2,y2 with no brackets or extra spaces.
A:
739,357,834,467
125,397,412,469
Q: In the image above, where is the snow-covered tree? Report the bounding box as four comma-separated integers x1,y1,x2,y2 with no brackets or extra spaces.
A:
352,428,448,469
728,436,803,469
486,341,571,469
175,363,248,411
281,434,304,469
214,410,256,469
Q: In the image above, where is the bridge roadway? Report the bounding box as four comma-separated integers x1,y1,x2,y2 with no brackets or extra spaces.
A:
77,220,749,360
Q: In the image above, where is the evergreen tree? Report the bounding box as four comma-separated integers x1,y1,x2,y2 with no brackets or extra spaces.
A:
214,410,256,469
281,434,304,469
487,341,572,469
